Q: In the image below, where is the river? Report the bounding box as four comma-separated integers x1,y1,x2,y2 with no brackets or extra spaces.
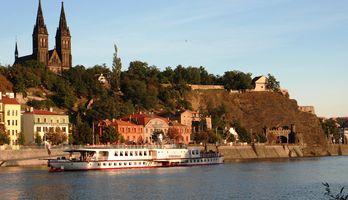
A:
0,156,348,200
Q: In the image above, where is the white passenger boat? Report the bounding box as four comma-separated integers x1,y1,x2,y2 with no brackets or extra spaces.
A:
48,145,223,171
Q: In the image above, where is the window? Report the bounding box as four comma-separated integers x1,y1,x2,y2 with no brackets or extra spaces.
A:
15,120,17,126
12,110,14,116
36,127,41,132
62,127,66,132
7,120,10,125
125,151,128,156
63,119,65,123
37,118,40,123
130,151,133,156
44,118,47,123
135,151,138,156
114,151,118,156
144,151,147,156
12,120,14,125
7,110,10,116
120,151,123,156
15,110,18,116
139,152,142,156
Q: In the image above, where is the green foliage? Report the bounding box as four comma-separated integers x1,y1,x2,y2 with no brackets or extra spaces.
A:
0,129,10,145
323,182,348,200
27,99,55,109
100,126,119,144
232,120,251,143
321,118,339,141
34,132,42,145
73,122,93,145
46,130,68,145
222,70,253,91
151,130,164,143
266,73,280,92
18,132,25,145
110,45,122,91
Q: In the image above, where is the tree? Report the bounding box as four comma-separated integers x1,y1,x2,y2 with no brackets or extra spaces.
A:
222,70,253,91
151,130,164,143
266,73,280,92
166,128,181,143
110,44,122,91
100,126,119,144
321,118,339,143
18,132,25,145
34,132,42,145
73,122,93,145
232,120,251,143
46,129,68,145
0,128,10,145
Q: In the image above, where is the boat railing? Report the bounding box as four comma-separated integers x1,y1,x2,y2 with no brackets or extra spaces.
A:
79,144,187,150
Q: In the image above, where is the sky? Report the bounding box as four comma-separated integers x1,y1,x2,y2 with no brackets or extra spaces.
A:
0,0,347,117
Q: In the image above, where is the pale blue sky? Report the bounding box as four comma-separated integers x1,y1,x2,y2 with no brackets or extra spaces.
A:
0,0,347,117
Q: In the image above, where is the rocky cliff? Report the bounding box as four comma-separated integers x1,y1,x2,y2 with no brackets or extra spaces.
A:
188,90,327,156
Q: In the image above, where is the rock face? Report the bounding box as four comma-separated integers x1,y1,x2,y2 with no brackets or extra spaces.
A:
188,90,327,155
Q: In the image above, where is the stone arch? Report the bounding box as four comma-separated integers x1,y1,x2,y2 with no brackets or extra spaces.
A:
277,136,288,144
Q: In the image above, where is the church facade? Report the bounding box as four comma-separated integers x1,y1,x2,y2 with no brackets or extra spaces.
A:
14,0,72,74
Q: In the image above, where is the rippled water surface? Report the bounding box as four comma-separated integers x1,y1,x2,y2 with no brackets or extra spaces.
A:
1,157,348,199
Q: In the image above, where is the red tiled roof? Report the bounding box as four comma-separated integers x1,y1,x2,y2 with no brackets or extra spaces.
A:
0,97,20,105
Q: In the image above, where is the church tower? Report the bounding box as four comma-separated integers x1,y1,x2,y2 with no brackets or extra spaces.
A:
55,2,72,70
32,0,49,65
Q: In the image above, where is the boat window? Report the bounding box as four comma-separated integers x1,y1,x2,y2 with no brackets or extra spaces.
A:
135,151,138,156
124,162,127,165
120,151,123,156
138,162,141,165
98,163,101,166
125,151,128,156
143,162,146,165
130,151,133,156
139,152,142,156
149,151,152,156
144,151,147,156
98,151,109,160
134,162,137,165
114,151,118,156
119,163,121,166
103,163,106,166
114,163,117,166
109,163,112,166
129,162,131,165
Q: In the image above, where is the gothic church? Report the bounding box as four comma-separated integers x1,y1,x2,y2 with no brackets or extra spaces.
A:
14,0,72,74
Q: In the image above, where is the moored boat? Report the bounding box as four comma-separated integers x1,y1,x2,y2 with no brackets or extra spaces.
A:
48,145,223,171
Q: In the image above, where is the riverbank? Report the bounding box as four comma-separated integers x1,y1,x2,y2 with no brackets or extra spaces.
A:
1,144,347,167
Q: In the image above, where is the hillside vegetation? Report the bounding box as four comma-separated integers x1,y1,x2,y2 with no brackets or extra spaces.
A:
0,60,327,151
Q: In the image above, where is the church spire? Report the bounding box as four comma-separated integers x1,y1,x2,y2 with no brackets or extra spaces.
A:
57,1,70,36
33,0,48,34
15,41,18,59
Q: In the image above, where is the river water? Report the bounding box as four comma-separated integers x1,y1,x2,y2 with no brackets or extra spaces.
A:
0,156,348,200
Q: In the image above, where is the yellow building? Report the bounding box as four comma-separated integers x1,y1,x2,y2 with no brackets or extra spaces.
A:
21,108,70,144
0,94,21,145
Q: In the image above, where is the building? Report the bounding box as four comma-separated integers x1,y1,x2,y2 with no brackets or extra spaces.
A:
21,108,69,144
123,113,170,143
98,119,144,144
0,93,21,145
168,121,191,144
14,1,72,74
298,106,315,115
252,75,268,91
